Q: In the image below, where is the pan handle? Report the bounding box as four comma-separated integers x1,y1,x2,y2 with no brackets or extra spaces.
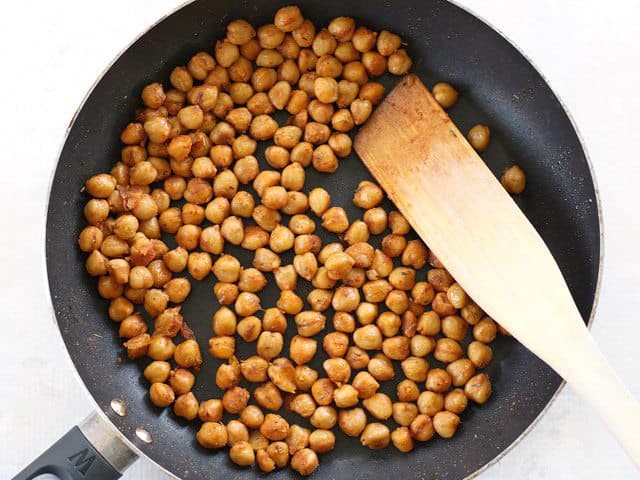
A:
12,412,137,480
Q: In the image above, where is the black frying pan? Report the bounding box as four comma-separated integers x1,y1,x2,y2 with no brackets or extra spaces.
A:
15,0,601,479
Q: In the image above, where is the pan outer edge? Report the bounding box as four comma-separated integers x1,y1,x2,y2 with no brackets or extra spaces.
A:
40,1,604,479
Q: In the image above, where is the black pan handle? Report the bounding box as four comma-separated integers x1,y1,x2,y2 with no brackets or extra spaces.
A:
12,413,137,480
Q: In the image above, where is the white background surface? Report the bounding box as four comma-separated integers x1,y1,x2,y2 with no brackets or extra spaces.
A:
0,0,639,478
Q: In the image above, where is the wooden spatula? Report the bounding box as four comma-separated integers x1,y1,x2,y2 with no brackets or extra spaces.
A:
354,74,640,467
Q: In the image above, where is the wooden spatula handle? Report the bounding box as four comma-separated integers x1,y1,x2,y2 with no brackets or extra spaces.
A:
552,325,640,468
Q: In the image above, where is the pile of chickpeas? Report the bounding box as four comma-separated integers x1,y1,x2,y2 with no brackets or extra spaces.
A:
78,5,524,476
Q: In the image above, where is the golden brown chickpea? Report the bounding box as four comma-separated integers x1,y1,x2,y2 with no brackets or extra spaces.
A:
387,49,412,75
85,173,117,199
250,114,279,140
226,419,250,447
473,317,497,343
174,339,202,368
331,286,360,312
229,441,255,466
313,76,338,103
261,413,290,441
235,292,261,317
350,25,376,52
353,303,376,327
163,277,191,303
128,266,153,289
141,82,166,109
441,315,467,341
160,247,186,273
78,226,104,253
304,121,330,146
319,207,347,234
147,335,176,361
447,358,476,387
120,122,146,145
307,99,334,123
109,297,134,322
353,325,382,350
226,106,253,132
274,5,304,32
251,67,278,92
298,51,319,75
467,124,491,152
408,414,434,443
411,334,435,358
149,382,175,407
426,368,452,394
434,338,463,364
396,379,419,403
388,267,417,291
310,28,336,56
400,356,428,382
382,336,410,360
256,331,284,360
290,393,317,418
286,424,310,455
290,448,318,476
143,289,168,317
238,406,264,430
186,251,211,281
253,247,281,271
501,165,526,194
342,61,367,85
360,423,390,449
238,356,268,383
84,199,109,226
444,388,468,414
286,89,309,115
249,430,270,451
345,346,370,370
232,136,257,160
335,408,365,437
316,54,343,78
266,81,290,110
196,422,227,449
389,426,413,453
432,411,460,439
266,441,290,468
226,19,256,46
306,288,332,312
331,109,355,132
360,210,385,238
385,290,409,315
258,23,286,49
123,333,150,359
295,365,318,391
380,234,405,258
170,368,196,394
222,386,250,414
368,353,394,381
144,360,171,384
333,41,359,62
416,391,443,416
432,82,459,109
310,406,337,430
361,51,386,77
349,372,377,400
375,311,399,338
228,82,254,105
323,358,351,386
212,306,237,336
197,399,223,423
467,341,493,369
392,402,419,427
290,216,315,236
307,378,333,406
175,224,201,251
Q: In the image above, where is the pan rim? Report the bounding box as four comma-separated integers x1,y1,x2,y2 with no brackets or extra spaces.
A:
40,0,604,479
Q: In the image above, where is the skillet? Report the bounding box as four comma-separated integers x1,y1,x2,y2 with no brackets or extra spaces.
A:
15,0,601,478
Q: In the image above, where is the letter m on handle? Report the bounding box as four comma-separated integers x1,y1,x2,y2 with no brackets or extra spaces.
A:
68,448,97,476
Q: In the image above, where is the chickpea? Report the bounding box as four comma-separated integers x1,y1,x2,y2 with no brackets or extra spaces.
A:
305,429,333,455
464,125,492,154
229,441,255,466
253,247,281,271
257,331,284,360
174,339,202,368
441,315,467,341
294,310,325,336
240,355,269,383
295,365,318,391
289,393,317,418
84,199,109,226
447,358,476,387
306,288,331,312
388,426,414,453
323,358,351,385
368,353,395,381
143,289,168,317
222,386,250,414
347,372,377,401
362,208,386,236
212,306,236,336
274,5,303,32
169,368,195,395
432,292,457,317
149,382,175,407
260,413,290,441
109,297,134,322
238,406,264,431
164,277,191,303
224,420,249,447
235,292,261,316
298,52,319,75
196,422,227,449
397,379,420,402
410,334,435,358
382,336,410,361
501,165,526,194
249,430,270,451
286,90,309,116
122,333,150,359
334,41,359,63
465,373,492,404
329,286,358,312
424,368,451,394
336,408,365,437
285,424,310,455
360,423,390,449
432,411,460,439
308,378,334,406
345,346,370,370
265,441,289,469
290,448,318,476
258,24,286,50
120,122,146,145
467,341,493,369
250,114,279,140
144,360,171,384
361,51,386,77
444,388,468,414
434,338,463,363
308,406,336,430
387,49,412,75
410,414,435,442
432,82,459,109
78,226,104,253
209,337,236,360
287,335,315,365
312,76,338,104
291,18,315,47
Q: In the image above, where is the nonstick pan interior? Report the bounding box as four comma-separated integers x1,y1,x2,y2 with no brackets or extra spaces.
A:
46,0,601,478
